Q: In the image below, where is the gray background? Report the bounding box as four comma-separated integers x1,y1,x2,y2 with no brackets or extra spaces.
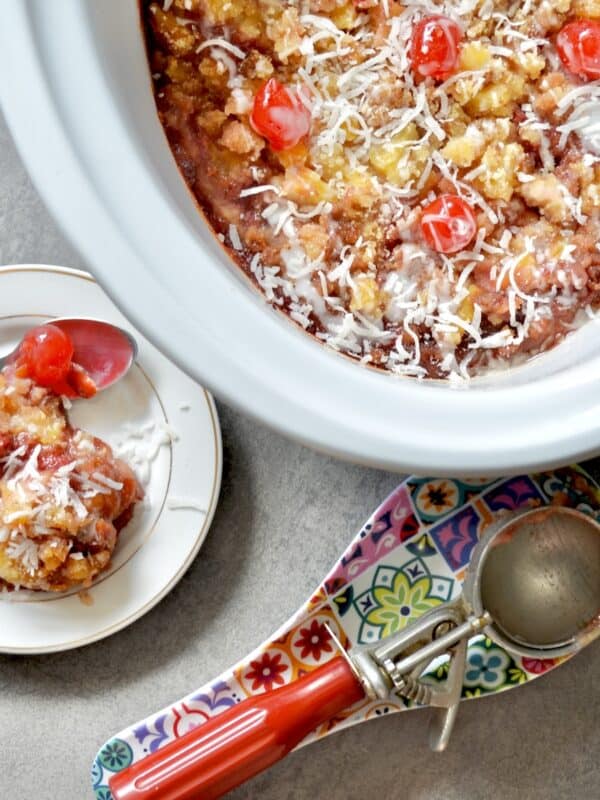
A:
1,113,598,800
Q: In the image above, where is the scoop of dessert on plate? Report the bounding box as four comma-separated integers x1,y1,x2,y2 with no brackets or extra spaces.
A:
0,323,143,592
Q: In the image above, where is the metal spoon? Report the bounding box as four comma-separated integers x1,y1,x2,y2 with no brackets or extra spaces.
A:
109,506,600,800
0,317,137,392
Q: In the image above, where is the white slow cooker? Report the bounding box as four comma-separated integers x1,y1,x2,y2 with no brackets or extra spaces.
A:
2,0,600,475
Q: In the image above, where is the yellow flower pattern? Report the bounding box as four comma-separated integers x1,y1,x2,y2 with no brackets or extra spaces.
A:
367,572,443,638
354,559,453,643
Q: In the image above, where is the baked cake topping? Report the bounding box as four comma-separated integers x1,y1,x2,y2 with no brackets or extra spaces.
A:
145,0,600,380
0,367,141,592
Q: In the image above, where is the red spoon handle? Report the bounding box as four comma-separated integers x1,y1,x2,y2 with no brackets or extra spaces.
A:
109,656,364,800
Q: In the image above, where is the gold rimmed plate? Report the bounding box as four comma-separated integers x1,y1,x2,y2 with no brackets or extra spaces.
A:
0,265,222,653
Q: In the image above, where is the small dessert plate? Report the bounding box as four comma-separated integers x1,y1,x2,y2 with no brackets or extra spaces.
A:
0,264,222,654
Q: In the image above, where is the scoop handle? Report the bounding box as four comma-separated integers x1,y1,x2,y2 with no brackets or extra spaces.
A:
109,656,364,800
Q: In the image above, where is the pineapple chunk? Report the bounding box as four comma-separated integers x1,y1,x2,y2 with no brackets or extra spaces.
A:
442,127,485,167
368,124,431,186
516,52,546,80
495,251,537,291
467,73,526,117
276,141,310,169
459,42,491,71
444,293,476,346
458,294,475,323
331,1,359,30
344,170,380,210
38,539,71,572
350,276,388,319
476,142,524,201
312,144,345,180
281,167,333,205
298,224,329,261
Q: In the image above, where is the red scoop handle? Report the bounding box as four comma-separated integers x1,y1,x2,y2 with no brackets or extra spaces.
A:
109,656,365,800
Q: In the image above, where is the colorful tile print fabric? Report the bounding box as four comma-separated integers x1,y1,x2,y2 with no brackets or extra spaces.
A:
92,467,600,798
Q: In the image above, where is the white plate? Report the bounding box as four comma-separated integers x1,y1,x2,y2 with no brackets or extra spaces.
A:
1,2,600,476
0,264,222,654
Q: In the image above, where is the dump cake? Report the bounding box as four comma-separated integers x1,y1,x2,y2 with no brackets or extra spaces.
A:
0,327,142,592
143,0,600,380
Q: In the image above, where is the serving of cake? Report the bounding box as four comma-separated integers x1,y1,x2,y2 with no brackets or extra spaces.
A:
143,0,600,380
0,326,142,593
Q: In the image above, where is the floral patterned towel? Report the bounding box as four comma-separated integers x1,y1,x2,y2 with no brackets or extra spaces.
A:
92,466,600,798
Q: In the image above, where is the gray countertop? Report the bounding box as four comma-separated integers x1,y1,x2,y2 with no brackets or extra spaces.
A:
1,113,598,800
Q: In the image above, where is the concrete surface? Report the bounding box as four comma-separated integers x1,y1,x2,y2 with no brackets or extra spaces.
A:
1,113,599,800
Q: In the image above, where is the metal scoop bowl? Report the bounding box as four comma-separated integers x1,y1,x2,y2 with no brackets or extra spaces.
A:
408,506,600,750
469,506,600,655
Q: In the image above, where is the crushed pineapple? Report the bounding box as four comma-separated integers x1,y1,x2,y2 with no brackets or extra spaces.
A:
467,73,526,117
331,1,359,31
280,166,333,205
298,224,330,261
516,52,546,80
442,128,485,167
369,124,431,186
350,276,388,318
459,42,491,71
343,170,380,211
476,142,524,201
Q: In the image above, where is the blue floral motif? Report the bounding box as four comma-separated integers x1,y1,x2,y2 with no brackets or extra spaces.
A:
134,714,169,754
97,738,134,772
464,643,510,691
91,759,103,788
192,680,237,711
95,787,113,800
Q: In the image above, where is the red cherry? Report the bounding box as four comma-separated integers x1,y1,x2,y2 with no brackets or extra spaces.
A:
16,324,74,389
421,194,477,254
557,20,600,79
411,15,463,81
250,78,311,151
